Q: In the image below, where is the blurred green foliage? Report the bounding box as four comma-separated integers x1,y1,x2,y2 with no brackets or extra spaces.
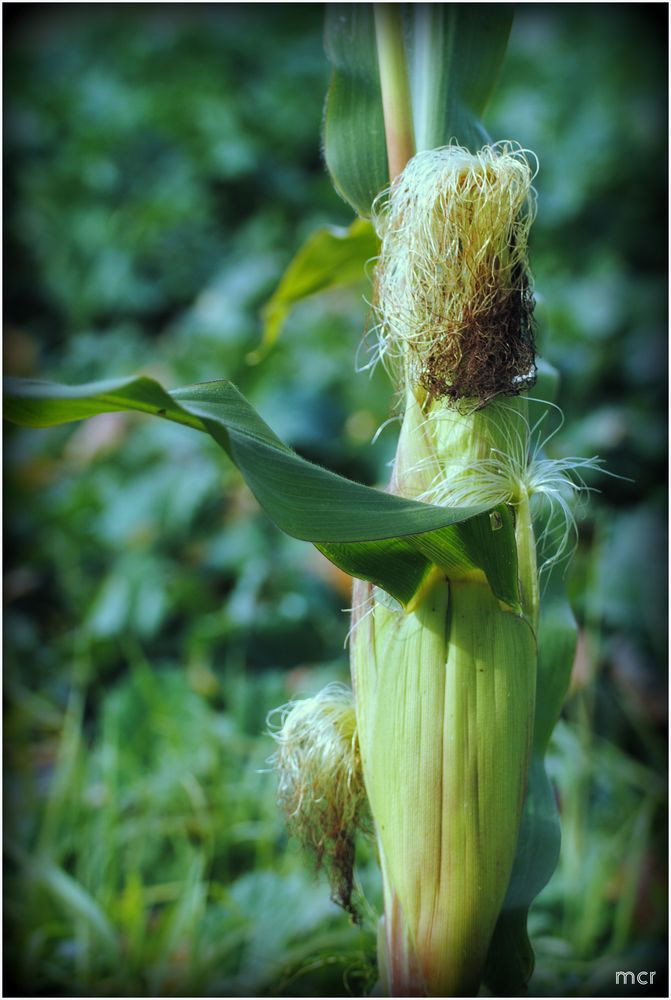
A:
4,4,667,996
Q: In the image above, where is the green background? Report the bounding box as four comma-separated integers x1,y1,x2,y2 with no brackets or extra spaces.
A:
4,4,667,996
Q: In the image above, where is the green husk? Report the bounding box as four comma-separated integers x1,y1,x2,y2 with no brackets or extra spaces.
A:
350,389,538,995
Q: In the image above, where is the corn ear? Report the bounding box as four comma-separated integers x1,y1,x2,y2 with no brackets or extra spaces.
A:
268,683,368,919
352,555,535,994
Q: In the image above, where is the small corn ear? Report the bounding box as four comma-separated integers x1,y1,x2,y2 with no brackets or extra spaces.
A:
351,566,535,994
268,683,369,918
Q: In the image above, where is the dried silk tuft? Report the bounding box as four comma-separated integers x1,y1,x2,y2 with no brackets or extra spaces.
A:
268,683,368,919
372,142,538,405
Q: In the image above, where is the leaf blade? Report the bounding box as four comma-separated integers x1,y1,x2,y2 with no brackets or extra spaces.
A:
323,3,389,217
5,375,520,608
249,219,378,362
323,3,514,216
408,5,512,152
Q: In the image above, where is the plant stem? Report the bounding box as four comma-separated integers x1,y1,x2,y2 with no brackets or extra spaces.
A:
374,4,415,181
515,488,540,632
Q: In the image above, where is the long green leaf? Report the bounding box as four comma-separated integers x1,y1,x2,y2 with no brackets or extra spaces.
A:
484,362,579,993
483,755,561,994
482,907,535,997
407,5,512,153
534,582,579,754
501,755,562,913
323,4,388,218
489,534,577,977
5,375,520,611
323,3,513,216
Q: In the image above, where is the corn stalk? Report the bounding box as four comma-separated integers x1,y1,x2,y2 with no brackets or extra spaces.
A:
312,6,582,994
325,7,534,992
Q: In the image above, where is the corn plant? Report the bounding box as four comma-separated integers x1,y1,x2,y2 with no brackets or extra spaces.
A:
5,5,599,996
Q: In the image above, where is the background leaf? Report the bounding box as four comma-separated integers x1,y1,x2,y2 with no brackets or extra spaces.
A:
249,219,379,362
323,4,388,218
534,578,579,755
323,3,513,216
407,5,512,152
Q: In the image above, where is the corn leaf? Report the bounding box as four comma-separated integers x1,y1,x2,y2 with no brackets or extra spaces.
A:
484,754,562,993
485,360,579,993
5,375,520,611
323,3,512,216
534,582,579,754
482,907,535,995
249,219,378,362
504,755,562,914
407,5,512,153
323,4,388,218
532,390,579,756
